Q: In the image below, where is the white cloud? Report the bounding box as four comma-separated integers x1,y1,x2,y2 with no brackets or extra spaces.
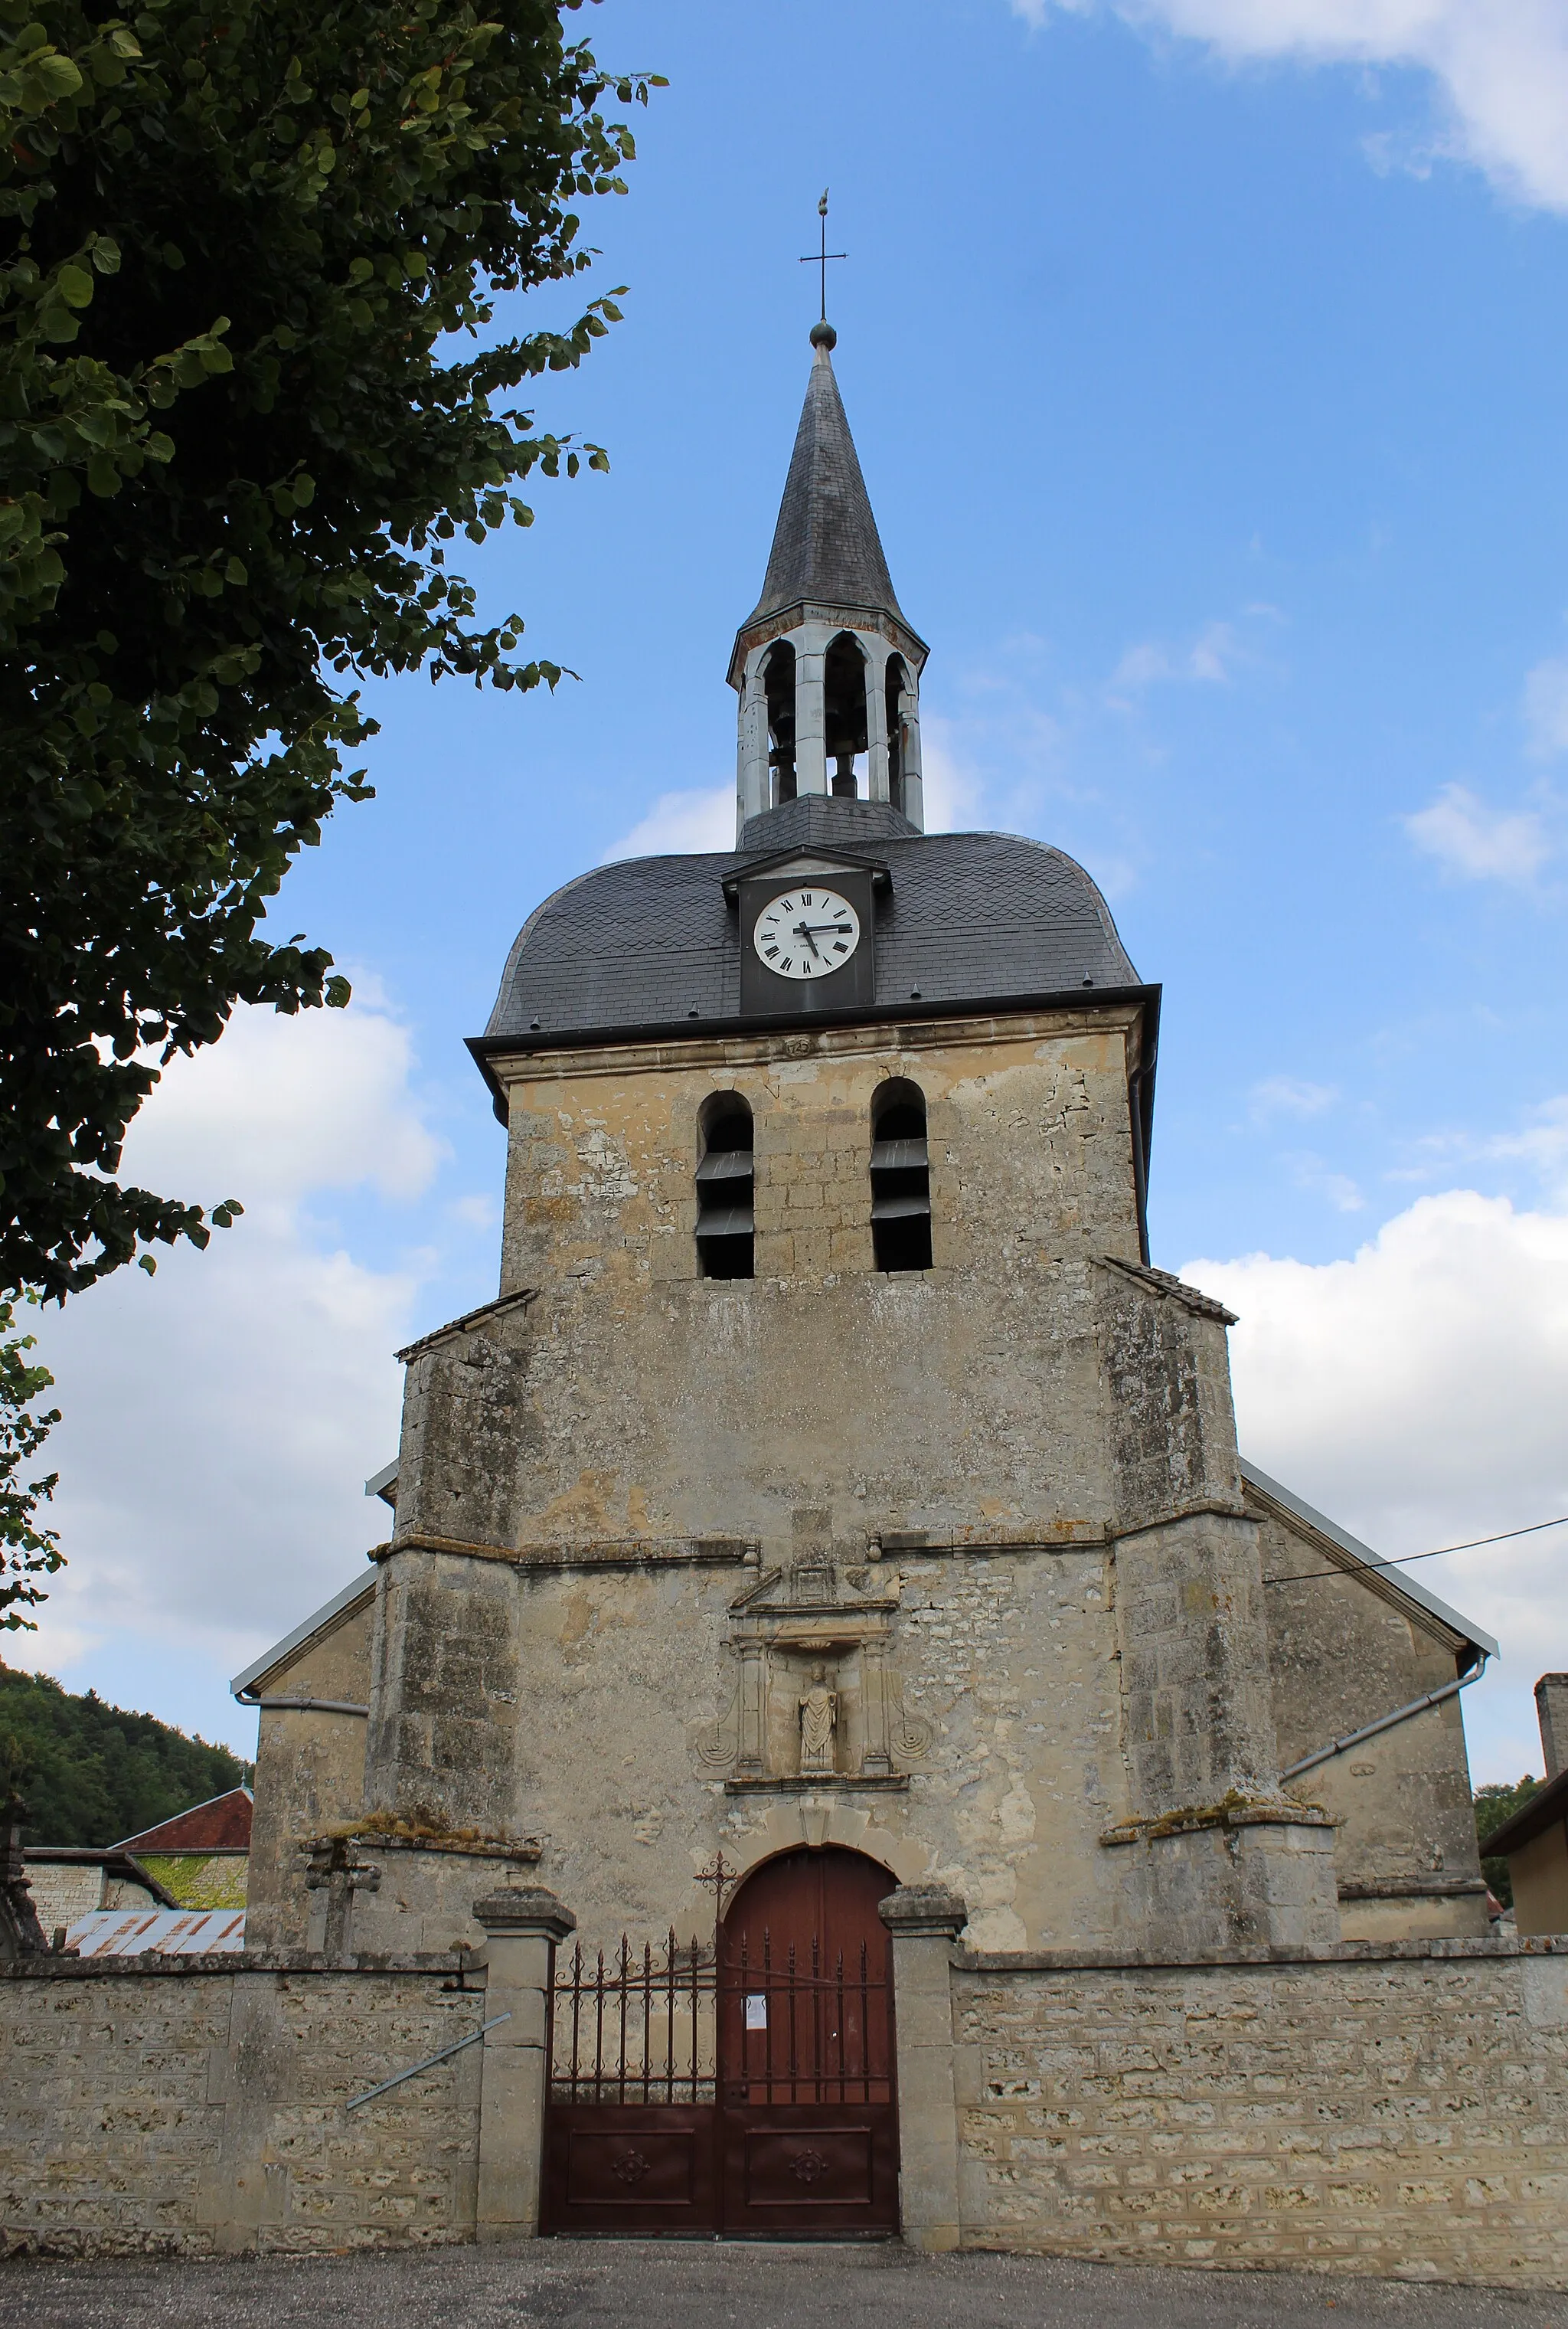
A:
447,1192,500,1233
1285,1153,1365,1211
1109,619,1243,698
1404,781,1553,885
122,984,446,1209
1524,652,1568,757
11,999,443,1749
604,784,734,860
1014,2,1568,214
1184,1190,1568,1780
1485,1094,1568,1201
1250,1075,1338,1121
919,717,989,833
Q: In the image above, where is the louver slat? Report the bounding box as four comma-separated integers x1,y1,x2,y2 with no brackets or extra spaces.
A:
695,1151,755,1184
696,1206,755,1238
869,1138,927,1171
870,1192,931,1222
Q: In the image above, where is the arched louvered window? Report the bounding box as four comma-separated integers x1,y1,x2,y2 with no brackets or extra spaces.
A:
870,1079,931,1272
763,643,796,806
825,631,868,798
696,1094,755,1279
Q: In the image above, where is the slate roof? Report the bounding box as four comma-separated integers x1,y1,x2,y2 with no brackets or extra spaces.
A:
742,338,906,633
481,797,1143,1048
1240,1460,1498,1667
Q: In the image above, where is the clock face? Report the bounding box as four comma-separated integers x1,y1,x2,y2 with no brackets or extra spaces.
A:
752,887,862,981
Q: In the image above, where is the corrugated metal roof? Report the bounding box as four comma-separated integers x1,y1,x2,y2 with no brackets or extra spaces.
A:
67,1907,246,1957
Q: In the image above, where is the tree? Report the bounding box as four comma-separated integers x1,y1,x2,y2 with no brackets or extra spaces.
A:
1,0,658,1618
0,1299,60,1627
1475,1774,1540,1909
2,0,659,1304
0,1657,250,1843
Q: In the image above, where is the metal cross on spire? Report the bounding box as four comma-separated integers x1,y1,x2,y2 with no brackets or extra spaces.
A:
799,188,846,324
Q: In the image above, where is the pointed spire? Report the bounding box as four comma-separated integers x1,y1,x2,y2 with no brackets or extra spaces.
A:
742,325,905,633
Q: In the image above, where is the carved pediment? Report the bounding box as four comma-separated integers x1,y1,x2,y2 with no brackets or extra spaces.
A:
696,1557,929,1789
729,1560,898,1631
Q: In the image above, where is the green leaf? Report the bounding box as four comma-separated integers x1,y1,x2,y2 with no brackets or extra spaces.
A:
0,0,658,1411
33,51,83,97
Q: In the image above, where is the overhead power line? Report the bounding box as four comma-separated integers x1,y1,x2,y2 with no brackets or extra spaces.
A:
1262,1511,1568,1589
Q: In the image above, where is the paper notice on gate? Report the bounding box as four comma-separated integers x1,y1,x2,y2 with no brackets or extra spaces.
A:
744,1993,768,2029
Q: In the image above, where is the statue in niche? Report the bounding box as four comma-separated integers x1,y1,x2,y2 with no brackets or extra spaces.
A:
799,1665,838,1775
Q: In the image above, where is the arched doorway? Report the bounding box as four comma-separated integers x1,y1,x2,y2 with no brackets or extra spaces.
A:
717,1847,899,2233
541,1847,900,2237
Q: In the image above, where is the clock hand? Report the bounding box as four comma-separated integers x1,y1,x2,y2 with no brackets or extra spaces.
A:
793,922,823,960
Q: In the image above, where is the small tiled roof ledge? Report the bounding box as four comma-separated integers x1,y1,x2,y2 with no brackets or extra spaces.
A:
394,1286,539,1366
1092,1252,1238,1326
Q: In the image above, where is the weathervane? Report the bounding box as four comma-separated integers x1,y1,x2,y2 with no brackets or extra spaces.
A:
799,188,846,324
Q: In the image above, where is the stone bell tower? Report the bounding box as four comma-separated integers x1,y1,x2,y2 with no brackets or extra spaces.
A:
728,322,928,832
243,310,1495,1980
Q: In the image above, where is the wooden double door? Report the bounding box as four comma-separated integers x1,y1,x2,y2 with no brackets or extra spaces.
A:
542,1847,899,2238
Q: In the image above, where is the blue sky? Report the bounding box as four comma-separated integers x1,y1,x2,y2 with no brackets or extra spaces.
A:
19,0,1568,1788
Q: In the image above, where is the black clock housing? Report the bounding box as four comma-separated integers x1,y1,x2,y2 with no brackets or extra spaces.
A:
739,868,876,1016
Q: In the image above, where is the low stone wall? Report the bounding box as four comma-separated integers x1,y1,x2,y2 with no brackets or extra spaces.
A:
952,1939,1568,2285
1,1954,484,2255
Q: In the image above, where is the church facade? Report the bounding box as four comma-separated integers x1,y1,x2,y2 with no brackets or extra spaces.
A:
198,322,1566,2263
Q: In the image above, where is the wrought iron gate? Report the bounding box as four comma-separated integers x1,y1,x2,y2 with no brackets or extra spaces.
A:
541,1858,899,2236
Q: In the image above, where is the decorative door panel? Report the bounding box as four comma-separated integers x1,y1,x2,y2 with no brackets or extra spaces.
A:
543,2104,717,2235
720,2103,897,2234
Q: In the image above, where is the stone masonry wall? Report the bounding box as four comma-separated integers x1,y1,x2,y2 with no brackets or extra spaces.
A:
0,1959,483,2255
1258,1497,1488,1936
247,1592,374,1952
953,1941,1568,2285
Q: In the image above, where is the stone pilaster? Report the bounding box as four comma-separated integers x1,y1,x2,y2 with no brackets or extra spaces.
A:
1099,1259,1341,1951
794,633,828,796
472,1885,576,2242
897,668,924,829
737,650,770,833
1114,1510,1282,1812
366,1547,520,1837
880,1884,966,2252
864,642,890,803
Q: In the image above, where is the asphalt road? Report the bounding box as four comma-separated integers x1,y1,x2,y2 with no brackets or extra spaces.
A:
2,2241,1563,2329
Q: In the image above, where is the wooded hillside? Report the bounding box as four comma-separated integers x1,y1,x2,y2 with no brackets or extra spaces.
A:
0,1660,251,1845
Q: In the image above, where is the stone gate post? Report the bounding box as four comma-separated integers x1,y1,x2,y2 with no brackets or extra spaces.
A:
472,1885,576,2242
880,1884,967,2253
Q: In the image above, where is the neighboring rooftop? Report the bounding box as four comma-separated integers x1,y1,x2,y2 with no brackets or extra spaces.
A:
1241,1458,1498,1669
117,1788,253,1856
1483,1765,1567,1860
